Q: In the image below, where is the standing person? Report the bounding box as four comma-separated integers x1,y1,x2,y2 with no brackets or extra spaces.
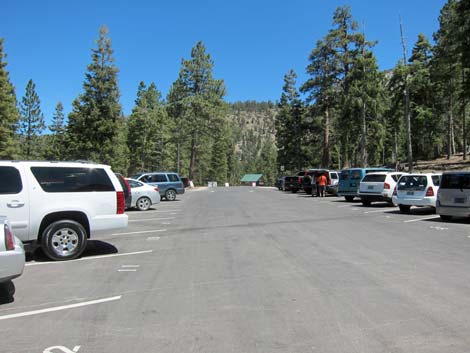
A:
315,173,321,197
318,173,327,197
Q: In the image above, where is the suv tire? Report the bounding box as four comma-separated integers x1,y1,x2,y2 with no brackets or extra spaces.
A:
136,196,151,211
165,189,177,201
440,215,452,221
345,196,354,202
361,200,371,207
41,220,87,261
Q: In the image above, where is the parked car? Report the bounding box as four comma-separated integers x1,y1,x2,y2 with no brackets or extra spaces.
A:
392,173,441,213
338,167,394,201
283,176,296,192
0,217,24,300
326,170,340,195
125,178,161,211
310,170,340,196
0,161,128,261
115,173,132,209
436,171,470,220
131,172,185,201
358,172,405,206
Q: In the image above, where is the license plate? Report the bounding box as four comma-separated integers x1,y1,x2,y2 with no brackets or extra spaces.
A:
368,185,374,190
454,197,466,204
407,191,414,195
351,183,356,187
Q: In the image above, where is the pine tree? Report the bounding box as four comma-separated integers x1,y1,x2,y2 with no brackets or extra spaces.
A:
18,79,45,159
128,81,171,174
67,25,125,169
0,38,20,159
167,41,226,184
47,101,67,160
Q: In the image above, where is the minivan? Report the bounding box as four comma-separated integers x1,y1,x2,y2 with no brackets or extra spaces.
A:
338,167,394,201
436,171,470,220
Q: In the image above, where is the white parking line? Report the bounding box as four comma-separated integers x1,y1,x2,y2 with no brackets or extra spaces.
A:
112,229,167,236
26,250,153,267
153,210,180,213
128,217,174,222
121,265,140,268
364,209,389,214
404,216,440,223
0,295,121,321
118,269,137,272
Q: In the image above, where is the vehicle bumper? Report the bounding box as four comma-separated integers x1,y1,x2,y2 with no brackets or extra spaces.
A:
0,239,25,283
92,214,128,232
359,193,388,202
437,204,470,218
177,188,185,195
326,185,338,194
393,196,436,207
338,190,359,197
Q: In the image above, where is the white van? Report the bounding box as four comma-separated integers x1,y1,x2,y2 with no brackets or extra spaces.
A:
0,161,128,260
437,171,470,221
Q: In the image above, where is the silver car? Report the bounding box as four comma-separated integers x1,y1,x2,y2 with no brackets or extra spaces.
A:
126,178,161,211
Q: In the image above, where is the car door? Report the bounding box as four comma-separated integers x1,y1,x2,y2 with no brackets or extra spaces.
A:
167,174,181,192
0,165,30,241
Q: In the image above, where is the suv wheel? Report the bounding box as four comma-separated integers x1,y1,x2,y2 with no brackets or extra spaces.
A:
136,196,151,211
440,215,452,221
165,189,177,201
361,200,371,207
345,196,354,202
41,220,87,261
0,280,15,302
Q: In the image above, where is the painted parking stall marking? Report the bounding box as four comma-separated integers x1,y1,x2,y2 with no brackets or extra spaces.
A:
404,216,440,223
0,296,121,321
43,345,81,353
118,265,139,272
128,217,175,222
26,250,153,267
112,229,167,236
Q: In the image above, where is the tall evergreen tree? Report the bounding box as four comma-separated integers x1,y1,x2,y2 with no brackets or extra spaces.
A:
18,79,45,159
47,101,68,160
67,25,126,170
167,41,226,184
127,81,171,174
0,38,20,159
276,69,305,172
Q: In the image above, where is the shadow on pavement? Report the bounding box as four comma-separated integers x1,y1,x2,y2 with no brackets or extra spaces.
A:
26,240,118,263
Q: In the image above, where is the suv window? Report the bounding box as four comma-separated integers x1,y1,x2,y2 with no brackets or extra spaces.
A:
127,179,143,188
362,174,386,183
391,174,402,182
168,174,179,182
0,166,22,194
431,175,440,186
31,167,115,192
331,173,338,179
440,173,470,189
151,174,167,183
340,171,349,180
350,170,363,180
398,176,427,191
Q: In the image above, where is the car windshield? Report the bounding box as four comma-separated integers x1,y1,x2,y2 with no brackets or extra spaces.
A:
340,171,349,180
397,175,427,191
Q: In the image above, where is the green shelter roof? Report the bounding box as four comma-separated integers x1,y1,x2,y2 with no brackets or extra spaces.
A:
240,174,263,182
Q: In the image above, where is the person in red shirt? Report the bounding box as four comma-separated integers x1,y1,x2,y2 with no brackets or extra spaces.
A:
318,173,327,197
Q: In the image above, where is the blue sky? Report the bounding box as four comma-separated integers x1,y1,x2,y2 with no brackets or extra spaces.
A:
2,0,446,125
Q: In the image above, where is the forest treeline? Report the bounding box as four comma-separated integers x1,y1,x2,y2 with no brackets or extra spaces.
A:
277,0,470,174
0,27,277,185
0,0,468,185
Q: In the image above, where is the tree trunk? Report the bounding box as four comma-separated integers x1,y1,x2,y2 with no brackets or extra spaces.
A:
463,69,467,160
189,131,197,181
322,107,330,168
400,18,413,172
360,99,368,167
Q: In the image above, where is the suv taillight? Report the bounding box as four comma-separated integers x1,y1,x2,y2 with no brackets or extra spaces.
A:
425,187,434,197
116,191,125,214
393,186,397,196
384,182,391,190
4,223,14,251
154,187,159,192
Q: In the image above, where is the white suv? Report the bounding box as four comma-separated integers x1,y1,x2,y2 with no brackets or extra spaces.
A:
358,172,406,206
0,161,128,261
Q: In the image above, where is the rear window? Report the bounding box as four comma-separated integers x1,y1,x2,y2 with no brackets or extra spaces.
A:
31,167,115,192
391,174,402,182
362,174,386,183
0,166,22,194
168,174,180,182
431,175,441,186
340,171,349,180
397,175,427,191
440,173,470,189
127,180,143,188
350,170,363,180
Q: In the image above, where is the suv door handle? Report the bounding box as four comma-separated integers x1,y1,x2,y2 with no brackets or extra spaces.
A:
7,200,25,208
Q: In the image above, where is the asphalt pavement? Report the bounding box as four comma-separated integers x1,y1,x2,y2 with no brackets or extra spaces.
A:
2,187,470,353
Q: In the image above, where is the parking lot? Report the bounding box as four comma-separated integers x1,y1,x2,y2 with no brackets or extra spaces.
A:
2,186,470,353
